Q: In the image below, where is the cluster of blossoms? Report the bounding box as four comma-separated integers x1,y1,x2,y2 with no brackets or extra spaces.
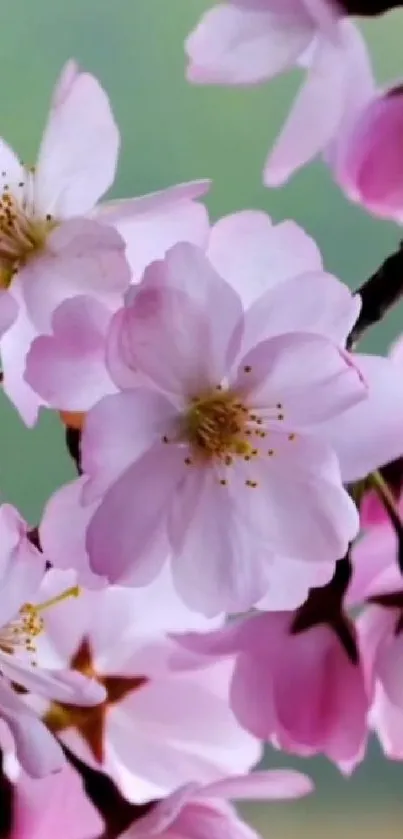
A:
2,1,403,835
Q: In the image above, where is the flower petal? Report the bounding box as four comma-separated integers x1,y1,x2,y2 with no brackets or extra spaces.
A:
108,244,243,396
186,4,312,85
35,63,119,217
20,218,130,332
242,271,360,352
96,181,210,280
313,353,403,482
264,30,347,186
207,211,322,309
25,295,114,412
86,443,184,583
234,333,366,426
82,390,178,502
0,680,64,777
40,478,106,589
201,769,313,801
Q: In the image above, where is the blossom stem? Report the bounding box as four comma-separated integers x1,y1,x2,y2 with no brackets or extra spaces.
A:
371,469,403,573
347,240,403,348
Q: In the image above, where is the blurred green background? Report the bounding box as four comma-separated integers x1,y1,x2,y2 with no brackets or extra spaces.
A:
0,1,402,834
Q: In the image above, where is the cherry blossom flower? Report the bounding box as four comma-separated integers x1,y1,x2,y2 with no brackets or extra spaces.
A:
185,2,375,186
120,769,313,839
0,60,210,425
76,240,367,614
174,610,369,773
0,505,105,777
32,568,261,802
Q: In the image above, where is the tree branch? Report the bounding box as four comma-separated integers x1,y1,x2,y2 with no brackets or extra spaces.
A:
62,744,152,839
347,240,403,348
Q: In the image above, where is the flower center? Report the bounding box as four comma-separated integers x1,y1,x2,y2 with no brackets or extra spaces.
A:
0,173,56,288
182,388,254,461
0,585,80,659
44,638,147,763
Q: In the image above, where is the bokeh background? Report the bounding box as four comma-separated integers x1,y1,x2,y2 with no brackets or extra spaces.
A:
0,0,402,835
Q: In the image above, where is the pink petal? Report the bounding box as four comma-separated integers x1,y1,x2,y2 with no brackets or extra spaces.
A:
264,30,347,186
314,353,403,482
234,333,366,426
20,218,130,332
207,211,322,308
0,290,17,337
0,138,25,185
349,525,401,607
377,632,403,709
96,181,210,280
229,433,359,563
0,295,43,426
0,505,45,626
201,769,313,801
82,390,178,502
25,295,114,411
0,680,64,777
110,662,260,802
256,556,334,612
39,478,106,589
35,65,119,217
13,762,104,839
86,443,185,583
170,469,275,615
334,86,403,220
243,270,360,352
108,245,243,396
0,656,105,706
186,4,313,85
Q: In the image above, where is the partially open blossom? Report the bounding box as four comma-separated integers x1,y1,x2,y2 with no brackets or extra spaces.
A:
175,610,369,772
32,568,260,802
0,506,105,777
332,84,403,221
121,770,313,839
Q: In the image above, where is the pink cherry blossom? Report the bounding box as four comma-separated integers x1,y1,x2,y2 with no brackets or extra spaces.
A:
121,769,313,839
175,610,369,772
185,3,375,186
0,505,105,777
0,60,210,425
78,241,366,614
6,759,103,839
32,568,261,802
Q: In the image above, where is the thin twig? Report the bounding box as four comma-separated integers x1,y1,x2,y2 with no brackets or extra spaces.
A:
347,240,403,349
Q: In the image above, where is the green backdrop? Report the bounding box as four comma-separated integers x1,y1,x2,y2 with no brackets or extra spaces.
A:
1,2,402,834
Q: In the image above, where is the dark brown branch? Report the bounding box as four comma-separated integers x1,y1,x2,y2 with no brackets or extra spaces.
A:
292,551,358,663
65,426,83,475
341,0,403,14
347,240,403,348
62,744,153,839
0,750,13,838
